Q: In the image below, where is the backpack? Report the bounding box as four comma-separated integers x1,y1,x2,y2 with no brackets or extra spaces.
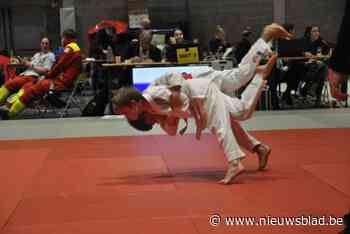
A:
81,89,109,116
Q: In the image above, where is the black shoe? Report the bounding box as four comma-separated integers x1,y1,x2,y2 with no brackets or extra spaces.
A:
282,92,293,105
0,108,10,120
300,87,308,97
46,92,66,108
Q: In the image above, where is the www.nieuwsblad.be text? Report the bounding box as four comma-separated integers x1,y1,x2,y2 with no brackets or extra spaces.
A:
209,214,344,227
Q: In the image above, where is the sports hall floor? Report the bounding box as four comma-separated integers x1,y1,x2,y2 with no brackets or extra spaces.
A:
0,108,349,234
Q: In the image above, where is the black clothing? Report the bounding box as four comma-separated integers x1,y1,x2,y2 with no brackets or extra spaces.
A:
329,0,350,73
235,38,252,64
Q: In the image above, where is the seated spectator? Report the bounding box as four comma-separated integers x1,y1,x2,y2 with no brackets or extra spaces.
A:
165,28,195,62
277,23,306,106
208,25,231,58
0,29,82,120
0,37,55,106
124,30,162,63
89,26,117,60
301,25,330,107
173,28,191,45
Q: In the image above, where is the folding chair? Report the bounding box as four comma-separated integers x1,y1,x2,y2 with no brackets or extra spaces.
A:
39,73,90,118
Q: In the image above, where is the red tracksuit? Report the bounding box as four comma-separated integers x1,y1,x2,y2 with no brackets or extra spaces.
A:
19,42,82,105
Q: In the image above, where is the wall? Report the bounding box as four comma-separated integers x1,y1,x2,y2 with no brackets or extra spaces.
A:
285,0,345,42
1,0,346,53
0,0,60,54
188,0,274,49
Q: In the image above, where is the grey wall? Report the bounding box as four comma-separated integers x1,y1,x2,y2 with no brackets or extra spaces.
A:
74,0,128,54
0,8,10,51
285,0,346,42
1,0,346,54
0,0,60,54
12,7,46,50
189,0,274,49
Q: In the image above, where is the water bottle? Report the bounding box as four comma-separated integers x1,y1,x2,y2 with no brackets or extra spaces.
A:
106,46,114,62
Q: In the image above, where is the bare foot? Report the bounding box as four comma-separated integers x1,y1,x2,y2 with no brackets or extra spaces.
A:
219,160,245,185
262,23,292,42
255,144,272,170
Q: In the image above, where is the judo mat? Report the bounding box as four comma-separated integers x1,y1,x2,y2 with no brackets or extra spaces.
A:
0,128,349,234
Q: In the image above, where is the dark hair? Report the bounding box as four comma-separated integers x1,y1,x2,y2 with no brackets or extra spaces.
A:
304,25,319,41
41,36,51,43
242,31,251,37
111,86,145,109
127,112,154,131
62,29,76,39
282,23,294,33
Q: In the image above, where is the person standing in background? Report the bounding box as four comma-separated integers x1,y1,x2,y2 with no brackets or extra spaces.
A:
328,0,350,101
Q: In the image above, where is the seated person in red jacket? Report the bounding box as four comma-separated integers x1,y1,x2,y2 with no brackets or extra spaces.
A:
0,37,55,104
0,29,82,119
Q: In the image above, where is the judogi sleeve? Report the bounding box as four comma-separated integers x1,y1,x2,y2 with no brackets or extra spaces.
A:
149,71,185,89
143,85,190,119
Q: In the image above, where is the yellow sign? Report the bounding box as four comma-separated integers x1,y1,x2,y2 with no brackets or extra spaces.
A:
176,47,199,64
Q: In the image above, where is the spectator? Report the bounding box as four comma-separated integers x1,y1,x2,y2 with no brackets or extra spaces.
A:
173,28,187,44
208,25,231,57
235,27,252,64
140,16,151,31
125,30,161,63
0,29,82,119
301,25,330,107
0,37,55,105
165,28,195,62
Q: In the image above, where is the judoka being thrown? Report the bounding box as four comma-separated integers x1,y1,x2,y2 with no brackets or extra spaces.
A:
112,23,291,184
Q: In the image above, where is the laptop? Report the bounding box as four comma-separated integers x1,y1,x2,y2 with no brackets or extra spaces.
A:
166,42,200,64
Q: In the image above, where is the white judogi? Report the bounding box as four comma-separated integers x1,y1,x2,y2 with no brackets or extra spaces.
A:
143,38,271,161
148,38,270,98
142,85,191,119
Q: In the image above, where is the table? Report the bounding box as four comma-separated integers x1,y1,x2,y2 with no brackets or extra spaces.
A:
279,55,331,62
101,61,172,67
99,62,173,113
101,61,211,90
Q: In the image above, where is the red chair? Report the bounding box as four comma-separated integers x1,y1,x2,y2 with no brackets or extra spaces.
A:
0,55,16,83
